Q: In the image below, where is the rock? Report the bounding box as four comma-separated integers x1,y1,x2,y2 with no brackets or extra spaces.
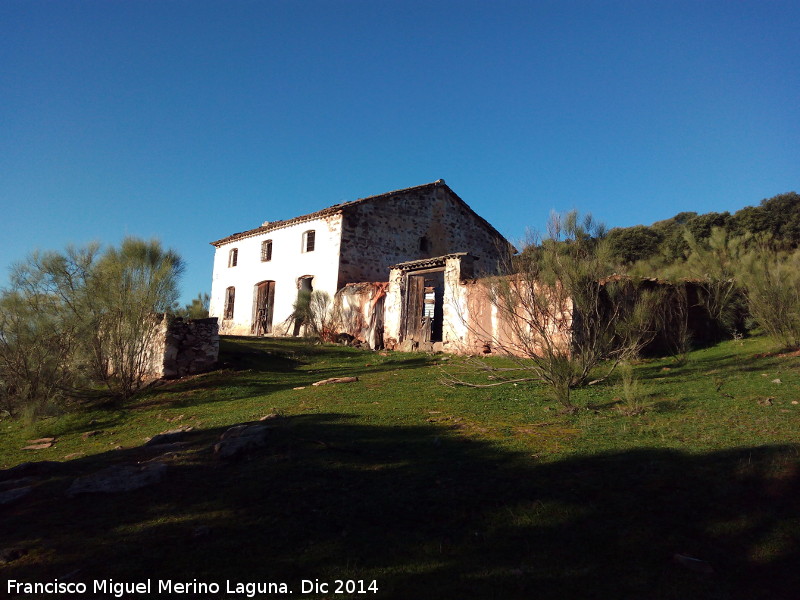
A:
144,426,193,447
67,462,167,496
0,486,34,505
792,401,799,405
398,340,417,352
214,424,270,460
1,461,60,479
22,442,53,450
192,525,212,538
63,453,85,460
312,377,359,386
673,553,714,574
81,430,102,440
758,397,774,406
143,441,189,453
259,413,281,421
0,547,29,565
772,378,782,384
293,386,306,390
0,477,38,491
27,437,56,444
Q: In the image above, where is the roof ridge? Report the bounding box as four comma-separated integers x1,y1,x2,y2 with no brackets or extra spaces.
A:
210,180,448,247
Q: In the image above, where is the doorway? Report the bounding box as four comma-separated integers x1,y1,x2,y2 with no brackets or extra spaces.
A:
252,281,276,335
403,270,444,343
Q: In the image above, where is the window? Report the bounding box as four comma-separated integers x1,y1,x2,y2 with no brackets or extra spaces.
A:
302,230,316,253
228,248,238,267
224,286,235,320
261,239,273,262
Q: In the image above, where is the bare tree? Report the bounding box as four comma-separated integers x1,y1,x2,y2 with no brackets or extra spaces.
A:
444,211,660,411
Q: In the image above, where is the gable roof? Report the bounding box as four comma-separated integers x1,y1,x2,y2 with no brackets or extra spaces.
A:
210,180,512,249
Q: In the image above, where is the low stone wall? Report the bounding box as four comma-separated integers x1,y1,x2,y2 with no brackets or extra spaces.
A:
146,315,220,380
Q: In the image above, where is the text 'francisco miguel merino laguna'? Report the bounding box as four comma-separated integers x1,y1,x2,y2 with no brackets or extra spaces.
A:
8,578,379,597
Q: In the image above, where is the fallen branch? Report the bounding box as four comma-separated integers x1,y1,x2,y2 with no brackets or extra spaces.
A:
312,376,359,386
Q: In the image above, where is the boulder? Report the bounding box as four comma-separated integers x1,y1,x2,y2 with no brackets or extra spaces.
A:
0,486,34,506
144,426,193,447
214,424,270,460
67,462,167,496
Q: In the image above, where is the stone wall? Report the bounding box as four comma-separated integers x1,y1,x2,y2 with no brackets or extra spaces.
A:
146,315,220,380
337,181,511,287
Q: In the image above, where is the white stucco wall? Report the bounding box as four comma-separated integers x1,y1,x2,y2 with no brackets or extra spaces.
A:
209,213,344,335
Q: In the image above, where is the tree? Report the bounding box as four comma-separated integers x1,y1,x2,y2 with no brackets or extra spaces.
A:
175,292,210,319
86,238,184,399
736,238,800,349
0,238,184,412
682,227,742,334
607,225,663,265
462,211,660,411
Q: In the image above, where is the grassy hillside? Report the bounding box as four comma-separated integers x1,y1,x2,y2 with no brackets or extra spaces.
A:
1,336,798,599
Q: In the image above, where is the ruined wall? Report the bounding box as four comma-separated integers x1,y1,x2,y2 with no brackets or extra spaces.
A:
337,182,510,287
388,254,571,357
145,316,220,380
333,282,389,349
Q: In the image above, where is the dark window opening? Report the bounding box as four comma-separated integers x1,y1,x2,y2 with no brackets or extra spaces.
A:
303,230,316,253
261,240,273,262
419,236,431,253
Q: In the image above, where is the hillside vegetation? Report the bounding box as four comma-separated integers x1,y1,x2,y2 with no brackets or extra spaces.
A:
1,336,798,599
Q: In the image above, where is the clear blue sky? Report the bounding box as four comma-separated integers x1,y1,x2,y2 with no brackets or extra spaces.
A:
2,0,797,304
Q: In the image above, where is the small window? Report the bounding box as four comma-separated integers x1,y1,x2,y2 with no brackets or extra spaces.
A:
419,236,431,253
302,230,316,253
228,248,238,267
261,239,273,262
224,286,235,320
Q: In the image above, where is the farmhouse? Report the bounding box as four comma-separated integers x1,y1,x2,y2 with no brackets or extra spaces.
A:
209,180,514,342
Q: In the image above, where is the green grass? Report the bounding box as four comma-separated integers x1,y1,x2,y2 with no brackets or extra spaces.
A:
1,335,799,599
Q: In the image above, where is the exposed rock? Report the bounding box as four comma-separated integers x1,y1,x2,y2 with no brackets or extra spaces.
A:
772,378,782,384
63,453,85,460
192,525,212,538
0,547,29,565
1,461,60,479
67,462,167,496
142,441,189,453
758,397,775,406
214,424,270,460
144,426,193,447
0,486,34,505
398,340,417,352
81,430,102,440
312,376,359,386
673,553,714,574
0,477,38,491
22,442,54,450
293,386,306,390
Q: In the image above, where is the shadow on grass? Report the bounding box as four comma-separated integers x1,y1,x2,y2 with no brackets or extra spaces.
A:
2,414,798,600
133,337,435,410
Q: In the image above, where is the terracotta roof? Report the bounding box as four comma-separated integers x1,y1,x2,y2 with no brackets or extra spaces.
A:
210,180,512,248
